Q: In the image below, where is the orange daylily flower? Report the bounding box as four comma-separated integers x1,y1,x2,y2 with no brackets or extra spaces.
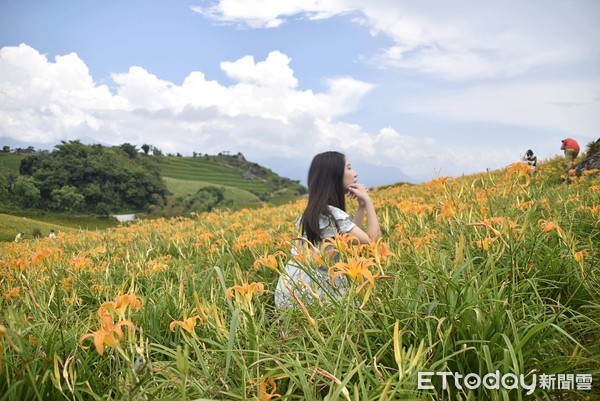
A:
473,237,496,251
321,233,362,256
253,251,286,271
169,316,202,334
364,239,395,265
538,219,561,234
329,256,376,287
259,377,281,400
4,287,22,301
226,281,265,315
98,294,144,320
80,314,134,356
573,249,588,265
505,162,532,187
429,176,453,188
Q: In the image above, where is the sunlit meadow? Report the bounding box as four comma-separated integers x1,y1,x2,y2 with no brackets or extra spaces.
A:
1,158,599,400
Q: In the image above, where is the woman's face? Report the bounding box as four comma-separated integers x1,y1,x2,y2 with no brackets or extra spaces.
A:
343,158,358,189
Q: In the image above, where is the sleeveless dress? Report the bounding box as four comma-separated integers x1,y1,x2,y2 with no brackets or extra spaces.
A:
274,205,356,308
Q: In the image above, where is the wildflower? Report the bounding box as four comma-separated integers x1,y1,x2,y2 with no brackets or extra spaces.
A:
514,200,535,211
329,256,376,287
259,377,281,400
505,162,532,187
290,237,326,266
99,294,144,320
285,286,316,326
538,219,559,233
573,249,588,265
321,233,361,256
5,287,21,301
253,251,286,271
169,316,202,334
69,257,93,271
226,281,265,315
473,237,496,251
366,239,396,265
429,176,453,188
396,200,433,216
80,314,134,356
438,200,458,219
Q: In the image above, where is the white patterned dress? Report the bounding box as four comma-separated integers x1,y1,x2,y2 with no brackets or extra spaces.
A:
274,205,356,308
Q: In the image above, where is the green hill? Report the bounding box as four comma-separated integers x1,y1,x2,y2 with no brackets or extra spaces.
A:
0,152,24,173
163,177,262,207
0,213,75,242
157,154,306,204
0,150,306,213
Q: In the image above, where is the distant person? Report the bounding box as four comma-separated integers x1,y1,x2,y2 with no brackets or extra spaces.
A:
522,149,537,168
48,230,56,238
561,138,580,168
274,151,381,308
14,232,24,242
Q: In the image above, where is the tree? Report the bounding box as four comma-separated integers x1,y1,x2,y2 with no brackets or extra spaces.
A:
13,176,41,208
96,202,111,217
51,185,85,211
17,141,168,213
119,143,138,158
141,144,151,156
2,145,9,153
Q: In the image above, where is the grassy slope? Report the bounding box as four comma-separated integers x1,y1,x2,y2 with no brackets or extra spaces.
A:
163,177,261,206
159,155,304,204
160,157,271,193
0,212,118,242
0,157,598,399
0,152,23,172
0,213,76,241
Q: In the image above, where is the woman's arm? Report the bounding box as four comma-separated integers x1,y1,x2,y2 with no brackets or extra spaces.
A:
346,184,381,244
353,202,366,227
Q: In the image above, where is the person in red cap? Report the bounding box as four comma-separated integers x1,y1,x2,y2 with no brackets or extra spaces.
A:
561,138,580,167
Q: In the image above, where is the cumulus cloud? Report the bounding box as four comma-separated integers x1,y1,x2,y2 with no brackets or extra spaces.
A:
1,43,589,183
0,44,384,167
192,0,599,81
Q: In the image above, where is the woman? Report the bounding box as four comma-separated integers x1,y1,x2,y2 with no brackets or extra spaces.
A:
274,151,381,308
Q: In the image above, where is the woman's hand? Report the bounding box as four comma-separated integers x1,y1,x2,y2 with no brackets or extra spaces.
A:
346,183,371,206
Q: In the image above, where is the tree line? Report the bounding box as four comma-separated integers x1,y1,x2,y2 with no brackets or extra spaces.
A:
0,141,168,215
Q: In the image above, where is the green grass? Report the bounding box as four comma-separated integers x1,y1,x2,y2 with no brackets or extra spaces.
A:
160,157,270,190
0,213,77,241
0,152,24,172
0,210,119,242
0,157,598,399
164,177,262,206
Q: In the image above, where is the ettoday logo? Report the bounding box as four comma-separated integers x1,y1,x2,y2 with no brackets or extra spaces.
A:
418,371,594,395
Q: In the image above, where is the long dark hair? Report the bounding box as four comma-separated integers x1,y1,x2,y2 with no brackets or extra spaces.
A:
301,151,346,244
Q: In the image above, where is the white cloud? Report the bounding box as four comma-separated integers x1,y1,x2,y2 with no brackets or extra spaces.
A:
191,0,355,28
399,81,600,137
1,43,594,184
192,0,599,81
220,51,298,88
1,44,377,162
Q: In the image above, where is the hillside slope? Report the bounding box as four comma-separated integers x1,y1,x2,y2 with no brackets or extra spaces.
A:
158,154,306,202
0,156,597,398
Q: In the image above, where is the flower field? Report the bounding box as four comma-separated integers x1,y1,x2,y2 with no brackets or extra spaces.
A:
1,158,599,400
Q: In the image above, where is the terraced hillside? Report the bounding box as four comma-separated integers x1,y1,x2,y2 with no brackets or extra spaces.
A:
158,154,305,204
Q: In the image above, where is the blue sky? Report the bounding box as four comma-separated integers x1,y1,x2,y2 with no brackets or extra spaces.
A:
1,0,599,185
